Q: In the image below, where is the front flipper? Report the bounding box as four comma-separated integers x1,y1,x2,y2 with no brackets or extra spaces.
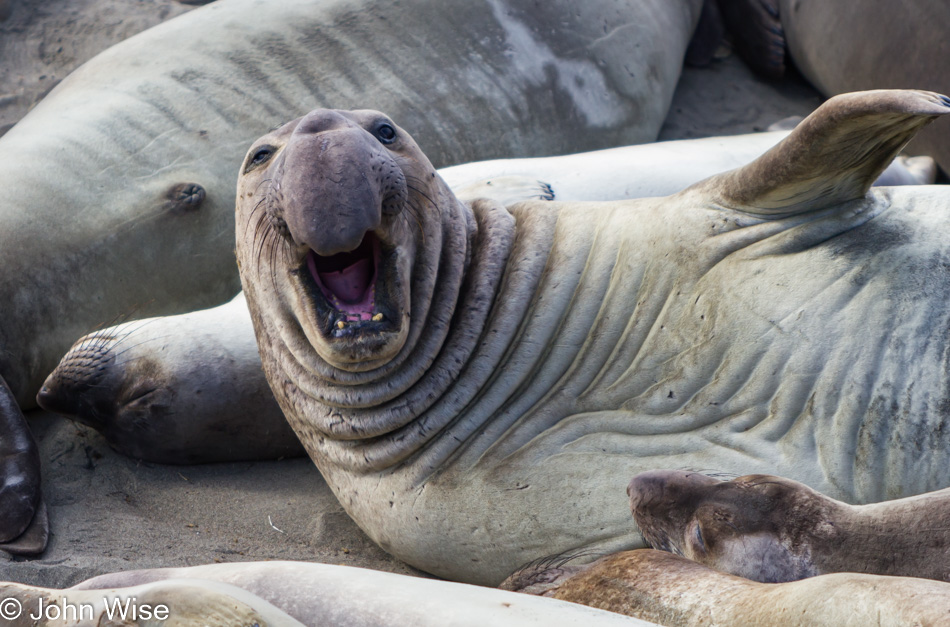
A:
0,375,46,554
453,175,555,206
702,90,950,217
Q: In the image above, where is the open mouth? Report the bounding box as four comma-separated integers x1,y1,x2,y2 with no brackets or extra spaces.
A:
305,231,397,339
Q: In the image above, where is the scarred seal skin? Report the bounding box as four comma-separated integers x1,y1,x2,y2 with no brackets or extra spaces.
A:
629,470,950,583
236,91,950,585
503,549,950,627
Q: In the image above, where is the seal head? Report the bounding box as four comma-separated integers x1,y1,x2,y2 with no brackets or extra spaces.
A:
240,109,474,377
628,470,835,582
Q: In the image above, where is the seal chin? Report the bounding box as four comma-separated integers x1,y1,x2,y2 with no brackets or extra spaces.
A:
296,228,410,369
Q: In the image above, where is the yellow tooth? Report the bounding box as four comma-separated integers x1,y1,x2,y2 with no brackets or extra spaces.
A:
336,320,346,329
372,313,384,322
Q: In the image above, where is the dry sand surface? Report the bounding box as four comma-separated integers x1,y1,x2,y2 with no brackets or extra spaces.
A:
0,0,822,588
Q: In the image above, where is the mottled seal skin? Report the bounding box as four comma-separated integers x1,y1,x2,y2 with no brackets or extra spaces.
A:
505,549,950,627
68,561,652,627
36,294,304,464
0,376,45,555
0,0,703,410
629,470,950,583
238,91,950,585
37,129,936,466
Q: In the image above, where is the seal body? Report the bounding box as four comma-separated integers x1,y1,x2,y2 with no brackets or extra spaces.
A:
0,0,702,409
57,561,653,627
237,91,950,585
629,470,950,583
38,131,934,464
505,549,950,627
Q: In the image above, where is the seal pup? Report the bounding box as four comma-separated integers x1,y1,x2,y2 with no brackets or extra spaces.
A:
65,560,653,627
235,91,950,585
629,469,950,583
502,549,950,626
38,128,937,465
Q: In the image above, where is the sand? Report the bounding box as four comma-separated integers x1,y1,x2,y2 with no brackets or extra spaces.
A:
0,0,823,589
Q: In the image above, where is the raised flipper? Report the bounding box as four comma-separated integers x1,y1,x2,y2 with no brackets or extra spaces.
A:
701,90,950,217
0,374,46,555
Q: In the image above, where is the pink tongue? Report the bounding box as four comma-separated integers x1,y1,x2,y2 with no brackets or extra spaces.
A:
318,258,372,304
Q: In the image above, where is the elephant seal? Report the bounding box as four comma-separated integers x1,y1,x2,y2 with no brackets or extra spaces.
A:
722,0,950,174
502,549,950,626
38,130,936,465
0,0,702,410
628,470,950,583
36,294,304,464
236,90,950,585
62,561,653,627
0,376,45,555
0,578,305,627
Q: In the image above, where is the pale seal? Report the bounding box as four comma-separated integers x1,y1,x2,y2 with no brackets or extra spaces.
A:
37,129,936,465
19,561,654,627
235,90,950,585
0,578,305,627
502,549,950,627
36,294,304,464
629,469,950,583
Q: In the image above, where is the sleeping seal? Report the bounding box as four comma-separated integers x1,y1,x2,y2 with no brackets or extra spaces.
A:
629,470,950,583
502,549,950,626
237,89,950,585
45,561,653,627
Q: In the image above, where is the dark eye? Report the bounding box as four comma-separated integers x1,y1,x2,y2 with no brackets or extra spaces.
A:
375,123,397,144
689,520,706,554
246,145,275,171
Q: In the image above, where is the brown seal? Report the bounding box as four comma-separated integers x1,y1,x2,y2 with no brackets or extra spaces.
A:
503,549,950,627
628,470,950,583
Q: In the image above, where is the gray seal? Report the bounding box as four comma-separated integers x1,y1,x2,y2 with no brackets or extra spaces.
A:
236,90,950,585
629,469,950,583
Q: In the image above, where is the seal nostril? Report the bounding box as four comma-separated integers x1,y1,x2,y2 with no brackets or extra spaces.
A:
166,182,206,214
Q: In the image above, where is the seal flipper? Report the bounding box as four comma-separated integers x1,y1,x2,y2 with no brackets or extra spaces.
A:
0,374,45,552
703,90,950,218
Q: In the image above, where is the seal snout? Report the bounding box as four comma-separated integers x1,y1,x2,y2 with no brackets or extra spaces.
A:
36,337,116,426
